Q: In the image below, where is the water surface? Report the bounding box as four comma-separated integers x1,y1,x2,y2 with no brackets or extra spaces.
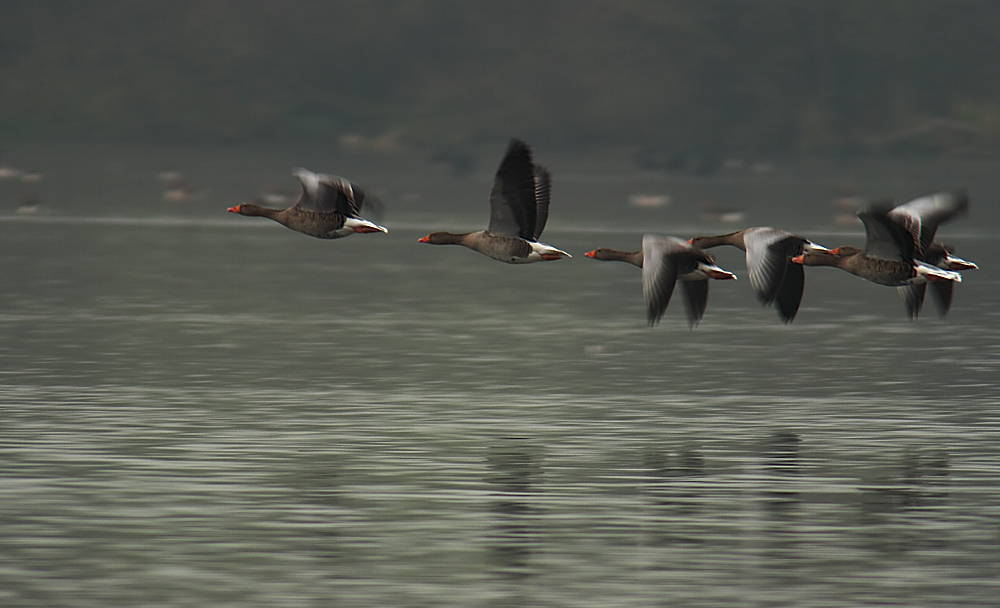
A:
2,148,999,606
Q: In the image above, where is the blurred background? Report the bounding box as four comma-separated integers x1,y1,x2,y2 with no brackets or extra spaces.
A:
3,1,1000,156
4,0,1000,225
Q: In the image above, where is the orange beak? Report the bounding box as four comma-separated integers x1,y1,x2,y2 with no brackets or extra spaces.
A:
418,235,430,243
790,254,804,264
227,205,241,213
583,250,596,258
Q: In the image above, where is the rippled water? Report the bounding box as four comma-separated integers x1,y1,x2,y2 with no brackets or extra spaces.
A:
2,150,999,606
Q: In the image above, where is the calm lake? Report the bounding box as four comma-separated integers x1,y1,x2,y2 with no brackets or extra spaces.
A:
1,144,999,606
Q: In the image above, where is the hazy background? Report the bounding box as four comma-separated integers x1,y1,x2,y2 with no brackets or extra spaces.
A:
3,0,1000,157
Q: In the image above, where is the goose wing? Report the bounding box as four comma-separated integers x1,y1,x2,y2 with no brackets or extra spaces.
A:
742,227,802,305
294,169,362,216
532,165,551,241
859,204,913,262
897,284,927,319
888,190,969,257
774,262,805,323
680,280,709,327
929,280,955,317
487,139,537,239
641,235,694,325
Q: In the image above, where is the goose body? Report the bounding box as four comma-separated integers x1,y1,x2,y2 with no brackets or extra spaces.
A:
688,227,829,322
228,168,386,239
792,191,968,317
418,139,569,264
585,235,736,326
793,245,961,285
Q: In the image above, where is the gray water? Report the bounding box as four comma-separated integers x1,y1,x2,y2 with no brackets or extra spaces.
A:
2,146,1000,606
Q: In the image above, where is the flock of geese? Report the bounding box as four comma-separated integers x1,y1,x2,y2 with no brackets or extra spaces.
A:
227,139,977,326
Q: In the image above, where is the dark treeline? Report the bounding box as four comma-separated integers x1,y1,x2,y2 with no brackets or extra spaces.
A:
3,1,1000,156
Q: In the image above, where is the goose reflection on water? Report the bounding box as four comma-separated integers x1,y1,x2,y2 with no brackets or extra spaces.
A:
857,448,951,555
641,443,706,547
761,430,802,518
486,440,543,583
756,430,804,583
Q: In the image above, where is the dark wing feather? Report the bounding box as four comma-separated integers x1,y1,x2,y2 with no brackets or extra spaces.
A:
642,235,687,326
301,175,362,216
532,165,551,241
487,139,537,239
859,205,913,262
774,262,804,323
897,284,926,319
359,191,385,222
929,281,954,318
888,190,969,256
743,228,802,306
680,280,709,327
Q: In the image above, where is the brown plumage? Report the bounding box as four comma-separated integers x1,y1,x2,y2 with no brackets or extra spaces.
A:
791,194,967,317
688,227,829,322
793,245,916,286
584,235,736,326
418,139,569,263
228,168,386,239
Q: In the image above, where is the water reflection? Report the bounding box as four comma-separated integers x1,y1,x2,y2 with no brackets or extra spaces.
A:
858,448,951,555
641,442,705,547
2,200,999,606
486,440,543,585
274,452,344,564
757,430,803,587
761,430,801,518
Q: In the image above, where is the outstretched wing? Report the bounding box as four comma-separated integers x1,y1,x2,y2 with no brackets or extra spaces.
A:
774,262,805,323
929,280,955,318
680,280,709,327
642,235,689,326
897,284,926,320
294,168,362,216
532,165,551,241
315,175,363,216
888,190,969,257
859,203,913,262
487,139,537,239
743,227,800,305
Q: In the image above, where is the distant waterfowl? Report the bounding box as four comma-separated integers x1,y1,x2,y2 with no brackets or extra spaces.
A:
158,171,196,203
253,183,295,207
791,193,968,314
418,139,570,263
15,191,43,215
688,228,830,322
0,151,24,180
228,168,387,238
696,200,746,224
584,235,736,326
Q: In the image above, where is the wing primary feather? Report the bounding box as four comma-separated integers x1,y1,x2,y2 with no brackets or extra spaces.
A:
898,284,926,319
774,263,804,322
680,280,709,327
532,165,551,241
487,139,536,239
